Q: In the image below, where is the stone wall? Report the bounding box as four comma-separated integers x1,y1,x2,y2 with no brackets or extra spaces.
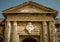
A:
17,22,41,35
0,25,4,42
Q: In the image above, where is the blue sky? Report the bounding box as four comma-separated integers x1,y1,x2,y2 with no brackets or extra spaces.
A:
0,0,60,18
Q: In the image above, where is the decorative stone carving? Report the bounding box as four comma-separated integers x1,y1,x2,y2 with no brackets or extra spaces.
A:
26,22,35,33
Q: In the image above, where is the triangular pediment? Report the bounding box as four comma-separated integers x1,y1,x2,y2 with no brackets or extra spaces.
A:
3,1,57,13
3,1,58,17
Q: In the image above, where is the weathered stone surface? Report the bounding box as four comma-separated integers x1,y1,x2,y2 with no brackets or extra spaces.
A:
0,1,59,42
18,22,41,35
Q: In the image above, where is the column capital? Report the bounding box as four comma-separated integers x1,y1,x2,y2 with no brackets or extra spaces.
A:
13,21,17,24
43,21,47,27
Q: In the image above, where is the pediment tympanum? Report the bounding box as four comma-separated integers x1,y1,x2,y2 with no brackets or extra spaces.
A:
17,6,46,13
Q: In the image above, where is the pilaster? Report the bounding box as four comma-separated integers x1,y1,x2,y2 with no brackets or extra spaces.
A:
43,21,48,42
11,21,19,42
49,21,56,42
4,21,11,42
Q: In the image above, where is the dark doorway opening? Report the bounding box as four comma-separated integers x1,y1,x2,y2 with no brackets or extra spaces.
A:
22,38,37,42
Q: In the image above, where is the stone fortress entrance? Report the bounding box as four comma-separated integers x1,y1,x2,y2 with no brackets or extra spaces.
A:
22,38,37,42
3,1,58,42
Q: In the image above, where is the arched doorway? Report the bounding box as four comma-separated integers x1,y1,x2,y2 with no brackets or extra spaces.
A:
22,38,37,42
